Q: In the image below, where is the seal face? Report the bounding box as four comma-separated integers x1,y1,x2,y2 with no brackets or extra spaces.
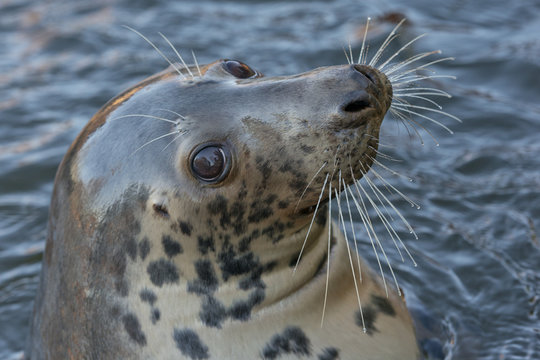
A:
28,57,418,359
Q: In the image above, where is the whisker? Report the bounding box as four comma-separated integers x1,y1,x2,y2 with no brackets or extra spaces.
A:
348,41,354,66
368,146,402,162
293,173,329,273
161,131,187,152
343,46,352,65
122,25,185,79
335,185,366,333
342,177,362,283
357,17,371,64
158,32,194,78
393,87,452,97
368,18,406,68
156,108,187,120
394,94,444,109
392,102,462,123
130,130,179,157
110,114,178,125
392,74,457,87
321,181,332,327
347,181,388,297
294,161,328,213
192,50,202,77
391,105,455,134
367,155,413,182
353,178,401,296
384,50,440,76
378,34,426,71
363,170,418,266
389,57,455,81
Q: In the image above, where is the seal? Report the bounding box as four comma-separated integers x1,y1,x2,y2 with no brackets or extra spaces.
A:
27,48,423,359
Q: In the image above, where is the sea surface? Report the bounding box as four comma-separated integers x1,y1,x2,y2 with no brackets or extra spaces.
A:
1,0,539,359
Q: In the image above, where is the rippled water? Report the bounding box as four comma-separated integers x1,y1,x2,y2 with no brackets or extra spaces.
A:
1,0,539,358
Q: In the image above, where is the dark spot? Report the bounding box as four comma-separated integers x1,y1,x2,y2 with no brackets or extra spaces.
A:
247,201,274,223
289,178,308,194
318,347,339,360
179,221,193,236
238,266,264,290
187,259,219,295
173,328,210,359
140,288,157,306
289,252,301,267
261,326,311,359
115,279,129,296
315,207,327,225
355,305,378,335
151,308,161,324
277,201,289,209
207,195,228,215
218,246,258,281
229,288,265,321
147,259,180,287
110,304,122,319
125,238,138,261
139,237,150,260
162,235,183,258
371,294,396,316
198,236,215,255
111,249,126,277
199,296,227,328
122,313,147,346
300,144,316,154
255,156,272,180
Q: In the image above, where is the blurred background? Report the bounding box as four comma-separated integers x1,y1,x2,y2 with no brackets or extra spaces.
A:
0,0,539,358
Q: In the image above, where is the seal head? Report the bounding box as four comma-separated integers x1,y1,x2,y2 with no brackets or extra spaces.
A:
28,59,418,359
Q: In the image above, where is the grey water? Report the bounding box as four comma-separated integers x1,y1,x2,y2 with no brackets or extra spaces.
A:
1,0,539,358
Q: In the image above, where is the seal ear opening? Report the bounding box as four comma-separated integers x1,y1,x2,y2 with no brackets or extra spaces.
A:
153,203,170,218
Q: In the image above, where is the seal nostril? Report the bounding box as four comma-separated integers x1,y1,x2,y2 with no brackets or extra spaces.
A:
343,99,371,113
353,65,376,84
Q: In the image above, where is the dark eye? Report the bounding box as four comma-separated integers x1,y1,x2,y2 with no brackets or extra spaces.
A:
223,60,257,79
190,145,231,183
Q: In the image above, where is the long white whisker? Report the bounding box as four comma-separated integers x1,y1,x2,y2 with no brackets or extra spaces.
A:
378,34,426,71
130,130,179,157
192,50,202,77
321,181,332,327
347,182,388,296
343,172,362,283
353,179,401,296
110,114,178,125
295,162,328,213
161,131,187,152
368,18,406,67
357,17,371,64
392,74,457,87
391,105,455,134
158,32,194,78
156,108,187,120
392,102,462,123
394,94,444,109
389,57,455,81
335,186,366,332
122,26,185,79
293,173,329,273
368,155,413,182
384,50,440,76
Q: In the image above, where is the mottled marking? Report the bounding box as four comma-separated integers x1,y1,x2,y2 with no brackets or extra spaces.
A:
115,279,129,297
247,200,274,223
261,326,311,359
173,328,210,359
122,313,147,346
139,288,157,306
179,220,193,236
229,288,265,321
318,347,340,360
162,235,183,258
199,296,227,328
151,308,160,324
277,200,289,209
187,259,218,295
139,237,150,260
356,305,378,335
125,238,138,261
147,259,180,287
371,294,396,316
198,235,215,255
300,144,316,154
218,246,258,281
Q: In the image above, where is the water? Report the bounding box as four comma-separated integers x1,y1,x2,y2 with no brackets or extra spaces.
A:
1,0,539,358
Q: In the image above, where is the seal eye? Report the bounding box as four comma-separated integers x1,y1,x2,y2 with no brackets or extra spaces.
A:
191,145,230,183
223,60,256,79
